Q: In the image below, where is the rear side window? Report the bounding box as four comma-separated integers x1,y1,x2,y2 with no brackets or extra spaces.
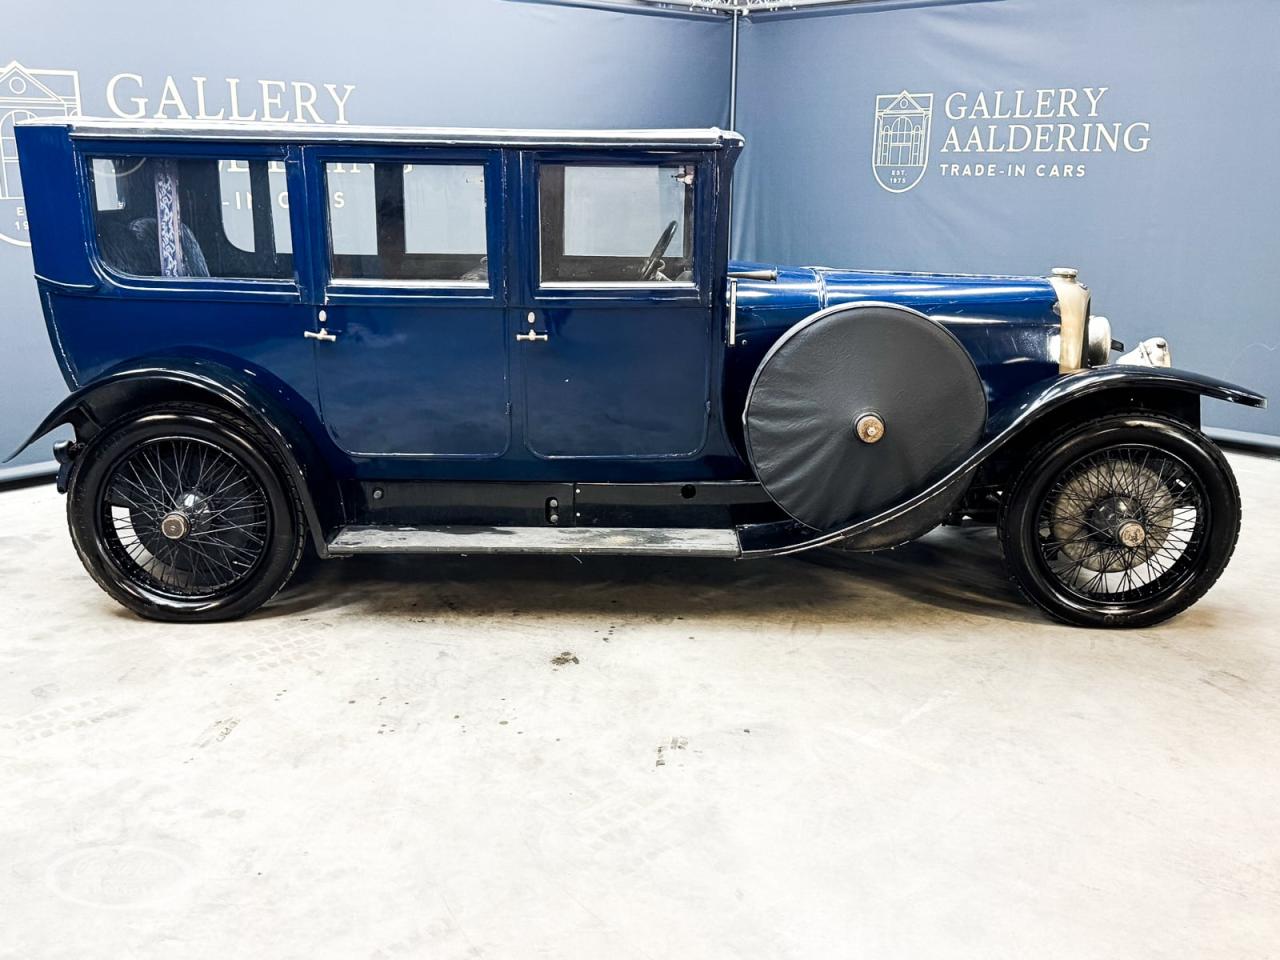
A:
325,162,488,283
539,162,695,284
88,155,293,280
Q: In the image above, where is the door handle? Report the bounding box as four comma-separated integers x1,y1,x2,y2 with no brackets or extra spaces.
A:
306,308,336,342
726,277,738,347
516,310,548,342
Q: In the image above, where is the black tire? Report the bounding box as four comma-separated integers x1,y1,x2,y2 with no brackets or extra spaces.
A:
66,402,305,622
999,414,1240,628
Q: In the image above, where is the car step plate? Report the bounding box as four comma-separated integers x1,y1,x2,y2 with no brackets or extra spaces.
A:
327,525,742,558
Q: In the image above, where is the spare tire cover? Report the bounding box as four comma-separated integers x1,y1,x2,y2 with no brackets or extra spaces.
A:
744,303,986,530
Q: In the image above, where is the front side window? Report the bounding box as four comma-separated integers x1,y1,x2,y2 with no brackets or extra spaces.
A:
539,162,695,284
88,155,293,280
325,162,488,282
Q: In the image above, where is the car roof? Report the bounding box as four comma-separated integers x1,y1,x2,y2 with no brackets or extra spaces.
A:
18,116,743,149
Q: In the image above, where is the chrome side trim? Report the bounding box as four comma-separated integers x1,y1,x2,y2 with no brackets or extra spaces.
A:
34,273,100,292
537,280,698,290
327,278,491,291
20,116,743,148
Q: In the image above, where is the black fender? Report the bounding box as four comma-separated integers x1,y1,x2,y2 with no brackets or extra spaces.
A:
738,364,1266,557
5,357,344,555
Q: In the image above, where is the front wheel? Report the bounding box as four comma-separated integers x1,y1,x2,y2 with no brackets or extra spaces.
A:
999,414,1241,628
66,403,305,622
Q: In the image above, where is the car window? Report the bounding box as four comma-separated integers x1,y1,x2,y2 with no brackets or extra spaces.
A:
325,162,488,283
219,160,292,255
88,155,293,280
539,162,695,284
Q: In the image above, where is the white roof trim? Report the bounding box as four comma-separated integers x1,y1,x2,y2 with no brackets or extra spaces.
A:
17,116,743,148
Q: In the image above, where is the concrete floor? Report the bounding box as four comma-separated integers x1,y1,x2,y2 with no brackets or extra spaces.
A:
1,452,1278,960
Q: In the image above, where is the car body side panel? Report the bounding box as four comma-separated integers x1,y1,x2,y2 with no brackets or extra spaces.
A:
17,125,97,296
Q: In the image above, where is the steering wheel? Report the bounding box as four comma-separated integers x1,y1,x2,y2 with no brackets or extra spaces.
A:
639,220,679,281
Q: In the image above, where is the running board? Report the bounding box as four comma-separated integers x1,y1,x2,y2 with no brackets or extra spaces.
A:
327,525,743,558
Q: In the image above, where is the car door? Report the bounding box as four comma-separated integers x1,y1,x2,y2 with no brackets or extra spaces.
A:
513,150,715,460
305,146,509,457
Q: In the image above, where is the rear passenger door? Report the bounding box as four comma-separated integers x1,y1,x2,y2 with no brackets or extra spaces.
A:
304,146,509,457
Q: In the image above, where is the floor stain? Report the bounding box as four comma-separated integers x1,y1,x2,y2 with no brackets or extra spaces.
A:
655,736,688,767
193,717,240,748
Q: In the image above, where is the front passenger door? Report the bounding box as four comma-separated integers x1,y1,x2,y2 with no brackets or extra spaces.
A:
514,152,714,460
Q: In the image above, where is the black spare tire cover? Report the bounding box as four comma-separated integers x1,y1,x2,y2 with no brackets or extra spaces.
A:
743,302,987,530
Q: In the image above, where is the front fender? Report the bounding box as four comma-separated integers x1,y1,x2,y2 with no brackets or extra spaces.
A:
739,365,1265,557
5,357,343,554
987,364,1265,432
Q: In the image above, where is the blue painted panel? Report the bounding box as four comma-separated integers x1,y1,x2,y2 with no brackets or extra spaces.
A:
519,304,712,457
47,292,321,421
315,302,511,457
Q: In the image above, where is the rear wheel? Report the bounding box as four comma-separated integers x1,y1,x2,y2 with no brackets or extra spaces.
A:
999,415,1240,628
66,403,304,621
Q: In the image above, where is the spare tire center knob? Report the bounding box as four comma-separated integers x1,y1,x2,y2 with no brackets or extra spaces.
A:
855,413,886,444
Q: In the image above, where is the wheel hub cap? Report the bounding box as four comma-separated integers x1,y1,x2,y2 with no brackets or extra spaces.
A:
160,512,190,540
1118,521,1148,548
1040,445,1206,600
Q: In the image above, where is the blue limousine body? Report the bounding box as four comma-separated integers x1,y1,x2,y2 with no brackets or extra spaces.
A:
8,118,1265,625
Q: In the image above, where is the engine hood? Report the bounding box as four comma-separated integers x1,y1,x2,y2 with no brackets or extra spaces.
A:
724,261,1068,428
729,260,1061,326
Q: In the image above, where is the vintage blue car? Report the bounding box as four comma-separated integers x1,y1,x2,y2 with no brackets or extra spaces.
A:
7,118,1266,626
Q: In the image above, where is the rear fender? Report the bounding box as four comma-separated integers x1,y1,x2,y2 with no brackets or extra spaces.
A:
739,365,1266,556
5,357,343,555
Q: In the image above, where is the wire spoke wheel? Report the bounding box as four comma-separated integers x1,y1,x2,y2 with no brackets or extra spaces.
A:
98,436,272,600
1000,415,1240,628
67,404,304,622
1035,444,1207,605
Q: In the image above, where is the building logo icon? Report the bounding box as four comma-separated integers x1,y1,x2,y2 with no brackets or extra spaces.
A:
872,91,933,194
0,60,81,246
